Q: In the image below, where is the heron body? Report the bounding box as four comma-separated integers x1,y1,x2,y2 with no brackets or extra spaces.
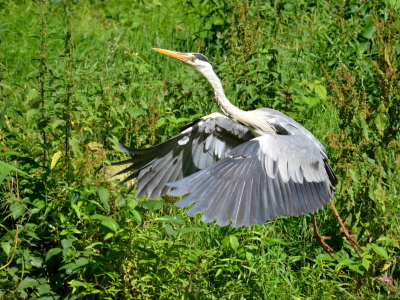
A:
115,48,338,228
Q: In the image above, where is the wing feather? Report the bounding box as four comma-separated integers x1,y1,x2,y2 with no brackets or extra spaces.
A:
115,113,253,199
167,134,336,227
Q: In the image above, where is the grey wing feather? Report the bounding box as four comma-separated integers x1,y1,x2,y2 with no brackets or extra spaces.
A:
114,113,254,199
168,134,336,227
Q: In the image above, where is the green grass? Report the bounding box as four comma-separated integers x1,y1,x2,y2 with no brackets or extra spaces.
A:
0,0,399,299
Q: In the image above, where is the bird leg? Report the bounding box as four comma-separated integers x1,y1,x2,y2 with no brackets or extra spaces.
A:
312,214,334,257
329,200,362,258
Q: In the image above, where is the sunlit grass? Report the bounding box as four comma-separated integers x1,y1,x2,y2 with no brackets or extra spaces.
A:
0,0,399,299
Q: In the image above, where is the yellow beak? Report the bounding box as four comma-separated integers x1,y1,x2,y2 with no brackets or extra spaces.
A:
152,48,190,63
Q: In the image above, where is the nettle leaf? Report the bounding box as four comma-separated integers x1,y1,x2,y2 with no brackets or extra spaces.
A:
18,277,39,290
316,253,335,261
164,224,178,237
37,283,51,295
369,243,389,259
129,209,142,223
51,119,66,129
45,248,62,261
127,107,145,118
61,239,73,250
26,89,39,101
1,242,12,257
314,84,327,99
9,202,26,220
69,136,81,156
303,96,320,107
98,187,111,213
101,216,119,232
361,20,375,39
59,262,77,271
155,117,166,128
76,257,89,267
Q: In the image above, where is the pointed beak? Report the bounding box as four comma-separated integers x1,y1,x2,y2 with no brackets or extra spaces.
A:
152,48,191,63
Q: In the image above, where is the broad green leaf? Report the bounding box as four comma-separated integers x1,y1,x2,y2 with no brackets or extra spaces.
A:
69,280,86,287
98,187,110,213
104,232,114,240
1,242,11,257
71,203,81,218
362,258,371,270
59,262,77,271
127,107,145,118
91,214,107,220
51,119,66,129
61,239,73,249
76,257,89,267
314,84,327,99
140,200,164,210
38,284,51,295
26,89,39,101
221,236,230,248
303,96,320,107
230,235,239,251
370,244,389,259
69,136,81,155
316,253,335,261
129,209,142,223
361,20,375,39
164,224,178,236
10,202,26,220
101,216,119,232
45,248,62,261
155,117,166,128
18,277,39,290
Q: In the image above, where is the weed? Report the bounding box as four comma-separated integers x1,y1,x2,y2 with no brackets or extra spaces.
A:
0,0,399,299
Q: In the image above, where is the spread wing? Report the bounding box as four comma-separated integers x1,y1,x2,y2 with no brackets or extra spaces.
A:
114,113,254,199
167,129,337,228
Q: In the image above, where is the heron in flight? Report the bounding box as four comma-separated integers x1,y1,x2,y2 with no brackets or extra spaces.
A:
115,48,361,256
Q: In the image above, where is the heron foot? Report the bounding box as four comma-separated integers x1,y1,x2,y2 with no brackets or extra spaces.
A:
315,234,334,256
312,214,334,257
339,225,362,257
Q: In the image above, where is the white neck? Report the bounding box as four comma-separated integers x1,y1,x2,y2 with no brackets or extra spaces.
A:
196,65,248,124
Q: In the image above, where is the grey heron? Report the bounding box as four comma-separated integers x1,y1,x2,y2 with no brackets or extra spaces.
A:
115,48,362,256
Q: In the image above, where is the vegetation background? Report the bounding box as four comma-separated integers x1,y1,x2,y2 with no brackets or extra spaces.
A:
0,0,399,299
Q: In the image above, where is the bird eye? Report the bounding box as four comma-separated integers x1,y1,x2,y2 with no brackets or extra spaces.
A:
191,56,197,62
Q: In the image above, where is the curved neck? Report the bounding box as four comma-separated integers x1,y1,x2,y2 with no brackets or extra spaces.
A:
197,66,247,123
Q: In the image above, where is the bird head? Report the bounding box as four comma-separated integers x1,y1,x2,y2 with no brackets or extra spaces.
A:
153,48,212,72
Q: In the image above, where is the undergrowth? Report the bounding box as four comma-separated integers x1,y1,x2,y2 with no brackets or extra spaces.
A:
0,0,399,299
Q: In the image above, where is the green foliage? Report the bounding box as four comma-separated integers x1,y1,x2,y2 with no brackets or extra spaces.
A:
0,0,399,299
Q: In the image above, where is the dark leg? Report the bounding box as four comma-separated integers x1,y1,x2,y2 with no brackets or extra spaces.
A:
329,200,362,258
312,214,334,257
